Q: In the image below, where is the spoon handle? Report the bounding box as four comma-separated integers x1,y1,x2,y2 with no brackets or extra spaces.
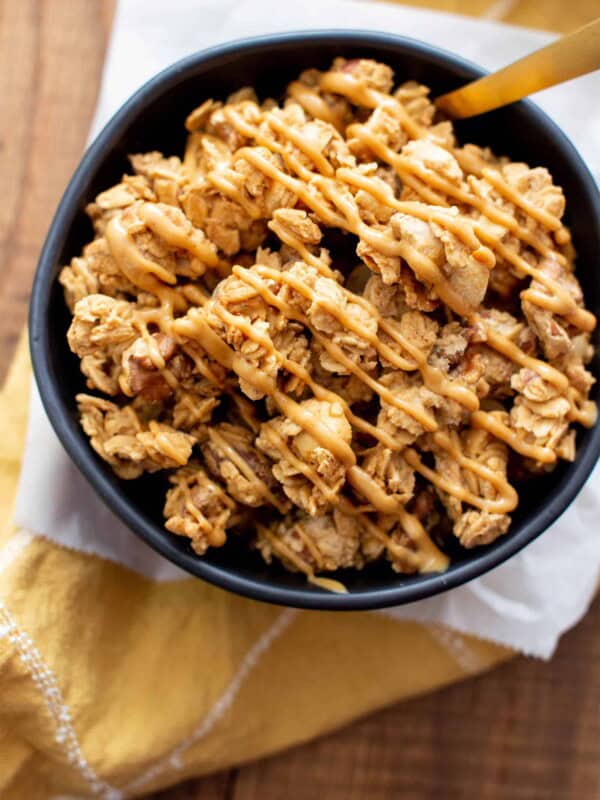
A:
436,17,600,118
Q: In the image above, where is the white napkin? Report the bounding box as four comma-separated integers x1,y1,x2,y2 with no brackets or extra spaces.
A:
15,0,600,658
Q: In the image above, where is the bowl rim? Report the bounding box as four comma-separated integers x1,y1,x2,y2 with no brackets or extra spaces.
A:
29,29,600,610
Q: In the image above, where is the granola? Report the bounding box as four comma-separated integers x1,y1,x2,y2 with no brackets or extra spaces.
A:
60,58,597,591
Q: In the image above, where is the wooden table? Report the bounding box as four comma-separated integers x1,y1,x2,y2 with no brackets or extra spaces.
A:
2,2,599,798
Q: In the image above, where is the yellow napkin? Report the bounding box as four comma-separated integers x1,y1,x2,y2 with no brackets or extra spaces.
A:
0,335,513,799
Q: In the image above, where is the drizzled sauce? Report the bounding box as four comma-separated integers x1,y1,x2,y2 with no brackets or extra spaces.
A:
174,309,356,467
317,69,594,333
182,473,233,547
287,80,345,132
180,260,520,528
106,215,181,308
175,280,465,570
195,74,596,466
138,203,230,277
208,427,288,513
95,64,597,580
257,523,348,593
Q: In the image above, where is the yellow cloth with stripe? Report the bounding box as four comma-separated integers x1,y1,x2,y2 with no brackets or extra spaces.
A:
0,335,514,799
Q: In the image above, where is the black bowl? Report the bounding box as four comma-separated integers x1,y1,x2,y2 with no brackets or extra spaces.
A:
29,31,600,610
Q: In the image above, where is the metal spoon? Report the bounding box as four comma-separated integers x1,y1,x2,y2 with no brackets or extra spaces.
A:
436,17,600,118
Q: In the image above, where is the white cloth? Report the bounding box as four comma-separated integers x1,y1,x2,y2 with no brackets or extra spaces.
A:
15,0,600,658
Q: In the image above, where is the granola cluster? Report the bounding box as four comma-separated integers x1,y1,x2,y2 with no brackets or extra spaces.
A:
61,58,597,591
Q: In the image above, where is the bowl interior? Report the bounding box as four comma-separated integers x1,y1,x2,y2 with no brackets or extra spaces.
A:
31,32,600,609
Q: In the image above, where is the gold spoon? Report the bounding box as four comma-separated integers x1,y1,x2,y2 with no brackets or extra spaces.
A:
436,17,600,118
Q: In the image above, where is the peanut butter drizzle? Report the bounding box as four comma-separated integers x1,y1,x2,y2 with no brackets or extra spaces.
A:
319,175,476,316
222,108,318,186
568,388,598,427
183,481,232,547
320,70,569,240
229,266,434,430
209,277,401,450
181,284,209,306
105,216,187,314
106,216,175,285
294,523,326,569
472,318,569,391
246,257,544,496
307,121,593,430
265,429,445,573
186,292,436,515
257,524,348,593
237,146,344,225
481,168,562,232
404,446,517,513
394,507,450,572
309,575,349,593
337,166,493,262
224,266,521,509
346,499,447,573
173,309,356,468
174,309,275,396
485,239,594,332
208,427,288,513
521,288,567,313
395,151,569,261
223,142,471,316
209,170,266,220
250,264,479,413
188,181,568,482
365,511,444,571
337,500,416,562
348,126,593,332
215,109,493,317
319,72,423,139
266,431,436,567
317,74,594,335
458,316,579,458
432,430,518,509
287,80,345,132
183,131,202,176
470,411,556,464
271,213,478,414
267,113,335,177
137,203,229,276
213,106,493,317
262,428,343,505
180,342,225,389
346,466,406,513
156,75,595,559
267,217,333,276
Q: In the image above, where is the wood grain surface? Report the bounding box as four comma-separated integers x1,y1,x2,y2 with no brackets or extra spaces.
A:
1,1,599,798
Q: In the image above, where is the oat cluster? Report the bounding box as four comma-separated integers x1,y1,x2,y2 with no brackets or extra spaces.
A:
60,58,597,590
